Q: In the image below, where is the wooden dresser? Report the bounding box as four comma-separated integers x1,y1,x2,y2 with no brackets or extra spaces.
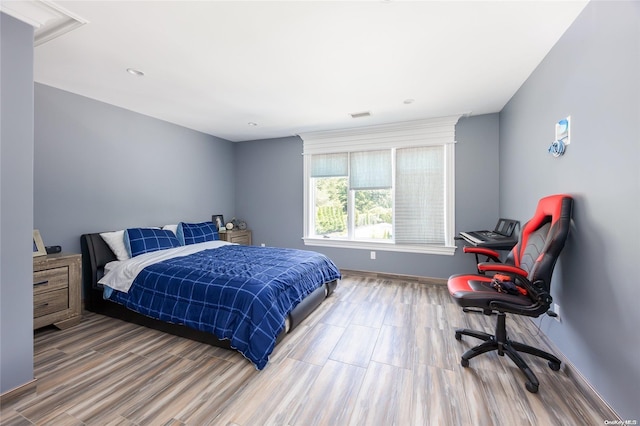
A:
219,229,252,245
33,253,82,330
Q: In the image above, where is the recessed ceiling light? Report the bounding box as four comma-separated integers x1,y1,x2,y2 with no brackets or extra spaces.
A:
403,99,415,104
248,122,258,126
126,68,144,77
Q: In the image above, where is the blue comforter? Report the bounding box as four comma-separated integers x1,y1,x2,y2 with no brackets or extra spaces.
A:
107,244,341,369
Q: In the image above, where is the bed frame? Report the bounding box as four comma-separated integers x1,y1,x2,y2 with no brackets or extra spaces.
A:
80,233,337,349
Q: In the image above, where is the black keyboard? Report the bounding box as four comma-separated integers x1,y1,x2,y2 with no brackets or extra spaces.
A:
459,231,517,249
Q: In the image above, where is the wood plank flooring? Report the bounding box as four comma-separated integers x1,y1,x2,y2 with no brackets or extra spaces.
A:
1,272,619,425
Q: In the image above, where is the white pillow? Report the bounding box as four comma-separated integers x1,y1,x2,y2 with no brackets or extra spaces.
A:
162,224,179,236
99,230,130,261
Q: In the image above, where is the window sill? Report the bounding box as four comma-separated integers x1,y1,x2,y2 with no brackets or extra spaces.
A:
302,237,457,255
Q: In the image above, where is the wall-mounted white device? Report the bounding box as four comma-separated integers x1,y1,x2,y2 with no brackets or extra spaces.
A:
549,116,571,157
555,116,571,145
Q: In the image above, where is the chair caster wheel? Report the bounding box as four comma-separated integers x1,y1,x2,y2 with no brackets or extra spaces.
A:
548,361,561,371
525,382,538,393
455,332,462,341
461,358,469,368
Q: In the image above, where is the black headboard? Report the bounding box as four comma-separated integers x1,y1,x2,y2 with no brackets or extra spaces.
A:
80,233,117,311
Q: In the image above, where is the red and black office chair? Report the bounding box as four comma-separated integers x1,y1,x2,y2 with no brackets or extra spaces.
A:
448,194,573,393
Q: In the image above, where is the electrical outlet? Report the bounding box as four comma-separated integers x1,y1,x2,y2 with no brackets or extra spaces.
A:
553,303,561,322
260,243,266,247
370,251,376,260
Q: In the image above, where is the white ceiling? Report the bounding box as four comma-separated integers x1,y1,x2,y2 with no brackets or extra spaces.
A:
26,1,588,142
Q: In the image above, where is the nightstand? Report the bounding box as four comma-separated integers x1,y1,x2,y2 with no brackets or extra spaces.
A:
219,229,252,245
33,253,82,330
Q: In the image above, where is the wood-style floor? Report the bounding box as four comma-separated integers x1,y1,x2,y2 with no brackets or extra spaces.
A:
1,272,619,425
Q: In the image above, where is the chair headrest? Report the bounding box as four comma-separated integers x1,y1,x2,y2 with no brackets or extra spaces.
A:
513,194,573,270
526,194,573,231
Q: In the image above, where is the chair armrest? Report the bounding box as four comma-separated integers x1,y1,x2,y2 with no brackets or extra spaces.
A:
490,278,553,317
477,263,528,277
490,297,550,317
482,267,552,316
463,246,501,260
463,247,502,273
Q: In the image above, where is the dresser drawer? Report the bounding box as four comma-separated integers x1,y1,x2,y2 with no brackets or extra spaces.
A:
33,266,69,295
34,288,69,318
228,234,250,244
33,253,81,330
220,230,252,245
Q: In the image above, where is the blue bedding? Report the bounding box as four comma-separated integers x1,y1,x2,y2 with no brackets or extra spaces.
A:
107,244,341,369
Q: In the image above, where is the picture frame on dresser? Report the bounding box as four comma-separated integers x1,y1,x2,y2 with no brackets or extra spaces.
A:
212,214,225,231
33,229,47,257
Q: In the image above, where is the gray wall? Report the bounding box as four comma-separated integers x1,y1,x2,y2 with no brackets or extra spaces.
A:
499,1,639,419
34,84,236,254
15,2,637,418
234,114,500,278
0,13,35,393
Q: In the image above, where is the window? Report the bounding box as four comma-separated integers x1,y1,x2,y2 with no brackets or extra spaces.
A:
310,150,392,241
301,116,460,255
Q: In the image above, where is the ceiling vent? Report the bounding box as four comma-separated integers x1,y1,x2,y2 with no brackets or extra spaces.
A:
350,111,372,119
0,0,88,46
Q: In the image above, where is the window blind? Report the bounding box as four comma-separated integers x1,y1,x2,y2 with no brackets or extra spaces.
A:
310,153,348,177
350,150,392,190
395,146,445,244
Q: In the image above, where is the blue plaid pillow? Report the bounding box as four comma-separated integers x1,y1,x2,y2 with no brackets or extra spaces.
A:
124,228,182,257
177,221,219,245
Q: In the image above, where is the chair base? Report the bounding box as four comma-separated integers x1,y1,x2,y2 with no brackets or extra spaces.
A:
455,313,561,393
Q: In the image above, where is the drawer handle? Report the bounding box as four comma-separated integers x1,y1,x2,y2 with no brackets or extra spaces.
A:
34,280,49,287
36,303,49,308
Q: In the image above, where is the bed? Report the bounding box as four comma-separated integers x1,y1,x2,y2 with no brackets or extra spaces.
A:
80,225,340,369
